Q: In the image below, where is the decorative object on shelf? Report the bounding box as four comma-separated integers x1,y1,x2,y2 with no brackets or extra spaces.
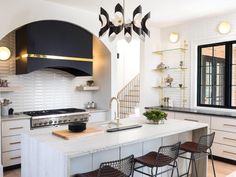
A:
0,47,11,61
164,74,173,87
169,32,179,43
99,0,150,42
217,21,231,34
143,109,167,124
85,102,97,109
179,84,183,88
156,62,167,70
86,80,95,87
1,99,12,116
0,79,8,87
163,97,169,107
179,61,184,68
77,85,100,91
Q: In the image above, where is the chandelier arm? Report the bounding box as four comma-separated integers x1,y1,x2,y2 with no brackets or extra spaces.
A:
141,12,151,37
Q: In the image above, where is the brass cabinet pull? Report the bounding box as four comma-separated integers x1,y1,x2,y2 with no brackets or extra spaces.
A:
223,124,236,128
9,127,23,130
10,142,21,145
10,156,21,160
223,151,236,156
184,119,198,122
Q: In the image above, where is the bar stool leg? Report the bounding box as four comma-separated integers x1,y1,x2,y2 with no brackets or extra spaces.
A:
151,167,154,177
171,162,175,177
210,149,217,177
193,158,198,177
176,161,180,177
154,167,158,177
186,154,193,177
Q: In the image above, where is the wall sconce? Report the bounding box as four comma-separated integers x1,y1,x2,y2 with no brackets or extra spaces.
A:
169,32,179,43
218,21,231,35
0,47,11,61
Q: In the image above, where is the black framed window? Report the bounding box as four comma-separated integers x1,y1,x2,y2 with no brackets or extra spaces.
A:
197,41,235,108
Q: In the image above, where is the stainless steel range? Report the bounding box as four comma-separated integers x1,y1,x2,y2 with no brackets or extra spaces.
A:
24,108,89,129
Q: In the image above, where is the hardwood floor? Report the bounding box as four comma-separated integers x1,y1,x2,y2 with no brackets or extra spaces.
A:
3,160,236,177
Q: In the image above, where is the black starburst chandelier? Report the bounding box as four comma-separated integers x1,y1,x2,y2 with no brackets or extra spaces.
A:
99,0,151,42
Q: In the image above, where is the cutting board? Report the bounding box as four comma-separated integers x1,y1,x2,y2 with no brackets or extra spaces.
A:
52,127,103,140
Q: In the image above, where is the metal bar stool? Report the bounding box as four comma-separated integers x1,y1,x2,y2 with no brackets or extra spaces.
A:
133,142,181,177
178,132,216,177
73,155,134,177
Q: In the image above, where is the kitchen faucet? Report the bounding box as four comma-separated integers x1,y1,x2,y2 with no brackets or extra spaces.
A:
109,97,121,127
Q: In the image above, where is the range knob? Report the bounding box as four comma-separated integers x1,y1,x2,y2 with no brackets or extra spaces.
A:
49,120,53,124
63,120,67,123
58,120,62,123
38,122,42,126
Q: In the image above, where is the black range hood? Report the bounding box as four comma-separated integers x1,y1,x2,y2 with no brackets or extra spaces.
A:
16,20,93,76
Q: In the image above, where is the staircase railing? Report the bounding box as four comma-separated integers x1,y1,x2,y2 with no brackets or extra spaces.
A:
117,74,140,118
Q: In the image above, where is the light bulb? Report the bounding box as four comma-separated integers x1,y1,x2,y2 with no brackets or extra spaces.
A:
218,21,231,34
0,47,11,61
169,32,179,43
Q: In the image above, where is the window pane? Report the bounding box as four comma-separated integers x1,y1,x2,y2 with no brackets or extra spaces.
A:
232,44,236,64
232,86,236,106
201,47,213,66
232,65,236,85
199,45,225,106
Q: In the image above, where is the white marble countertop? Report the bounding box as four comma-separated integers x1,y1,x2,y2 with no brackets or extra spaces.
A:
1,113,31,121
24,117,208,158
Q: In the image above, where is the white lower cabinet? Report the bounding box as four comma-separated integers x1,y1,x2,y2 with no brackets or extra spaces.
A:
2,150,21,167
212,143,236,161
175,113,211,128
121,143,143,177
88,111,107,123
173,111,236,162
70,154,92,175
1,119,30,167
92,148,119,170
211,116,236,161
2,136,21,152
211,116,236,133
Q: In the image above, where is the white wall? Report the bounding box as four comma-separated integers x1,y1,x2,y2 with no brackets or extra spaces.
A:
117,39,140,90
160,11,236,112
139,26,162,113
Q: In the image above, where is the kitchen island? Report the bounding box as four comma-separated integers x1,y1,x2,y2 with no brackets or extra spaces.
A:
21,117,208,177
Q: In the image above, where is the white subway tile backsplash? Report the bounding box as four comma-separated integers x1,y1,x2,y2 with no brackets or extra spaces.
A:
0,32,93,112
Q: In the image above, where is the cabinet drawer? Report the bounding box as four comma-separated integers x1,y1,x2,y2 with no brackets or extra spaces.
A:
214,130,236,147
2,136,21,152
2,150,21,167
2,119,30,137
211,117,236,133
175,113,210,125
212,143,236,161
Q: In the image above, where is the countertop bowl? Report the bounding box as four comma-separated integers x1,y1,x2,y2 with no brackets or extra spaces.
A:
68,122,86,132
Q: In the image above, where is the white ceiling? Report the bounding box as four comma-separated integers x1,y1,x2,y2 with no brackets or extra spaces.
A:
46,0,236,27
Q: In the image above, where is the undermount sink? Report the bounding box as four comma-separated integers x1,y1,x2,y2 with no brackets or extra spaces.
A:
106,124,142,132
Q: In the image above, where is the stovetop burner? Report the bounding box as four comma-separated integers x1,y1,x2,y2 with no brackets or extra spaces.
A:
24,108,86,117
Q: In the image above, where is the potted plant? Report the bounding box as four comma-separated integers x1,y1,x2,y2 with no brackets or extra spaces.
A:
143,109,167,124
